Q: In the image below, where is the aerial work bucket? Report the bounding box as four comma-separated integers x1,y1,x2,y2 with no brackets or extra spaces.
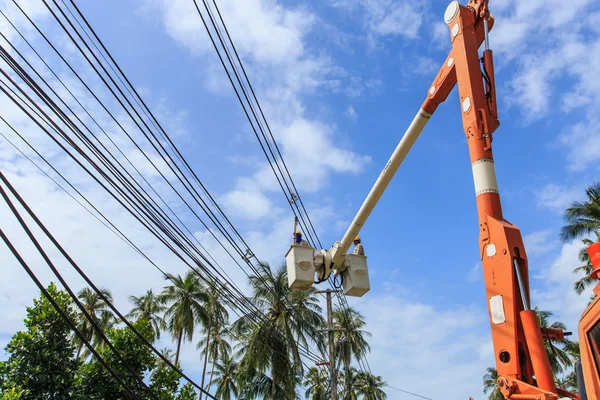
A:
342,254,370,297
285,245,315,290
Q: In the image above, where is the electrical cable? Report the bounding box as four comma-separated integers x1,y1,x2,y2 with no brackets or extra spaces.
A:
190,0,373,379
6,0,325,372
0,171,217,399
0,75,321,375
37,3,328,360
0,180,147,400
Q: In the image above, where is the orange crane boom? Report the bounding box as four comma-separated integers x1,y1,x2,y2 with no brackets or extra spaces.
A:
427,1,577,398
287,2,600,398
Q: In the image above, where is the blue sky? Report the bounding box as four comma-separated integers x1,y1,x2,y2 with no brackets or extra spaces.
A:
1,0,600,398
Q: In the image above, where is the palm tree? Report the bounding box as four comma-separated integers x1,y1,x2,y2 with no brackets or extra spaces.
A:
482,367,503,400
338,367,361,400
199,284,230,397
356,371,387,400
573,235,600,295
535,308,573,375
74,287,114,359
200,324,232,397
332,306,371,393
127,289,167,340
232,262,325,398
160,271,210,365
558,371,579,394
560,183,600,294
560,182,600,243
212,354,239,400
303,367,328,400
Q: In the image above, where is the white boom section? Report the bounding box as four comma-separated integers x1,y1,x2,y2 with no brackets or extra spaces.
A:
330,109,432,267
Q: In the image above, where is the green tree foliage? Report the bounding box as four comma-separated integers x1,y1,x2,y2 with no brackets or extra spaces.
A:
0,283,81,399
535,308,573,375
332,306,371,394
160,271,210,365
339,367,361,400
79,319,156,399
560,182,600,243
2,261,385,400
572,235,600,295
212,354,239,400
232,262,325,398
560,182,600,296
150,357,181,400
482,367,503,400
128,289,167,340
356,371,387,400
73,287,114,360
198,283,230,397
303,367,328,400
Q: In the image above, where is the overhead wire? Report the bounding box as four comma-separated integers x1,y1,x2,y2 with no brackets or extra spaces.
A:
2,0,326,372
0,75,320,370
0,171,217,399
46,0,329,371
0,175,149,400
191,0,372,378
0,231,142,400
47,0,326,346
0,119,318,392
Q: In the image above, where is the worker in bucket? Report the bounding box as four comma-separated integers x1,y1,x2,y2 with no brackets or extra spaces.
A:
294,231,309,247
352,236,364,256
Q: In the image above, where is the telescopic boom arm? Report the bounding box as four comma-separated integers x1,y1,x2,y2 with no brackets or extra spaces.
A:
286,2,579,397
328,1,578,398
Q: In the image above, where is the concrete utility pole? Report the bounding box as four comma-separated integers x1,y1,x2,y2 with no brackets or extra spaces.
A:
316,289,342,400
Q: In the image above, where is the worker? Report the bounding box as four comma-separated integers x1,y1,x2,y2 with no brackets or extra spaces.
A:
352,236,364,256
294,231,309,247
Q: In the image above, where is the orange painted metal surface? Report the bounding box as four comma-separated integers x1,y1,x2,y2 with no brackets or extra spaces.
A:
579,293,600,400
577,245,600,400
588,242,600,279
421,1,582,399
521,310,556,393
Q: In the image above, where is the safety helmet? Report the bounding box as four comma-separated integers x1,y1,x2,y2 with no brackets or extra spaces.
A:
295,231,302,235
354,236,361,242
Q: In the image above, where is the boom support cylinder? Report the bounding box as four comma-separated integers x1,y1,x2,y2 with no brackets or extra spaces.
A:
520,310,557,393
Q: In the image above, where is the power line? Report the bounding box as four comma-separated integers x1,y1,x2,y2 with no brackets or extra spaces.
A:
41,2,327,369
2,1,324,373
386,385,433,400
0,170,217,399
192,0,372,379
0,179,146,400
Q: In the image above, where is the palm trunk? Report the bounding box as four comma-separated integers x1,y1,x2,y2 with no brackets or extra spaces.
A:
207,350,217,397
344,350,350,398
200,321,212,399
175,330,183,365
76,342,84,359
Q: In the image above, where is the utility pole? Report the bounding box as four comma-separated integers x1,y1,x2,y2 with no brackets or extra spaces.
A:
316,289,342,400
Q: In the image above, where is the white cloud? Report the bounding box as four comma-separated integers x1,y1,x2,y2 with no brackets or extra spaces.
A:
535,183,583,213
143,0,371,221
329,0,425,41
467,263,481,283
523,229,557,259
354,289,492,398
144,0,313,65
533,240,594,337
409,56,438,76
558,117,600,171
221,187,280,221
344,105,358,120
